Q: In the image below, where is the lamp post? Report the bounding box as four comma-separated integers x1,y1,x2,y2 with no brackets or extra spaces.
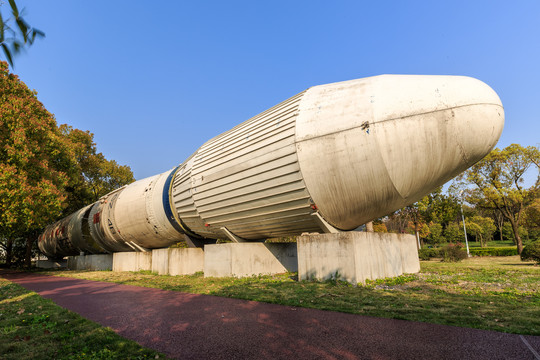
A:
459,191,470,257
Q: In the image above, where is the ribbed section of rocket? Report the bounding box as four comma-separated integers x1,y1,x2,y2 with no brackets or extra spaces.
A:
172,92,322,240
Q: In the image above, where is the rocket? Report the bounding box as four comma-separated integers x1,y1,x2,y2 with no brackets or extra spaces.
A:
39,75,504,258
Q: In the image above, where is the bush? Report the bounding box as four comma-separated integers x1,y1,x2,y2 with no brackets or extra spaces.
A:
521,242,540,264
469,247,518,257
440,243,468,262
418,248,440,260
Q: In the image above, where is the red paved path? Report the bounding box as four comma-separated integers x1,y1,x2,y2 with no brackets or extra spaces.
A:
2,270,539,360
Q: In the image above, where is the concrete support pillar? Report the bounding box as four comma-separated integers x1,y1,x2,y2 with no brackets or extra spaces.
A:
203,243,297,278
67,254,113,271
113,252,152,272
297,232,420,284
36,259,67,269
150,248,204,275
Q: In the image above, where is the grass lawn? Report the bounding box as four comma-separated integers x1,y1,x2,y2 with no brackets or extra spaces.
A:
0,276,167,360
35,256,540,336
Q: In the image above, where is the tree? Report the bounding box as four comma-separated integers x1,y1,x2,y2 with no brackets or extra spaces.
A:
0,60,75,266
457,144,540,254
465,216,496,248
523,198,540,241
372,222,388,233
1,63,135,266
444,222,463,244
426,222,443,245
59,125,135,214
418,187,461,228
0,0,44,67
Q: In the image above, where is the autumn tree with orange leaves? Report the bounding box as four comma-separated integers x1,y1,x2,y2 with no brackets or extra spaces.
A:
0,61,134,266
0,61,76,266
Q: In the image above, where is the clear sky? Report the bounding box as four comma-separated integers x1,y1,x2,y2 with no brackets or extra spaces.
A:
5,1,540,181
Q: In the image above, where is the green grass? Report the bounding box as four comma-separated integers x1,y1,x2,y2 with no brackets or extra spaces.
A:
0,277,167,360
38,256,540,336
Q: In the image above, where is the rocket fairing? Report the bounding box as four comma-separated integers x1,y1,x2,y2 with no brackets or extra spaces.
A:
38,75,504,258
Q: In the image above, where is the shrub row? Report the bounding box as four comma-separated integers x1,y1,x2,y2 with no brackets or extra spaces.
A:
418,244,468,262
469,247,518,257
419,246,520,260
418,248,440,260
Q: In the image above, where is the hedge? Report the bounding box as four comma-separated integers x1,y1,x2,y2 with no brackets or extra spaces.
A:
419,246,518,259
469,247,518,257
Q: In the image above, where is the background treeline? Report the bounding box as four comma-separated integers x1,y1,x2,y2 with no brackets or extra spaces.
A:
0,61,134,267
374,143,540,255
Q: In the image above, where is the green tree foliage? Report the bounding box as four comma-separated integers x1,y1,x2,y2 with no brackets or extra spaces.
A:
457,144,540,254
465,215,496,248
0,62,134,266
418,187,461,228
59,125,135,214
523,198,540,241
444,222,463,244
0,0,44,67
0,61,75,265
426,222,443,245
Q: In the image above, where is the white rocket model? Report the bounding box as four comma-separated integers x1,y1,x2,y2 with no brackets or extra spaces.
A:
39,75,504,258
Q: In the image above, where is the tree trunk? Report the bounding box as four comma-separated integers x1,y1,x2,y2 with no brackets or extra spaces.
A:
508,218,523,254
480,234,486,248
6,238,13,267
24,235,33,268
496,216,504,242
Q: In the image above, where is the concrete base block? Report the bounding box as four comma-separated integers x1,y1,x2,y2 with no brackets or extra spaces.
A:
113,252,152,272
67,254,113,271
298,232,420,284
150,248,205,275
152,248,169,275
204,243,297,278
36,259,67,269
168,248,204,275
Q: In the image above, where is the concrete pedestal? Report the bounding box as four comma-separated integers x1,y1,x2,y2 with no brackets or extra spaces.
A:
297,232,420,284
152,248,205,275
204,243,297,278
113,252,152,272
67,254,113,271
152,249,169,275
168,248,204,275
36,259,67,269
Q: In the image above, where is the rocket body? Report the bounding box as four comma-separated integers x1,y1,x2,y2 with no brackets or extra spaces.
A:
38,75,504,257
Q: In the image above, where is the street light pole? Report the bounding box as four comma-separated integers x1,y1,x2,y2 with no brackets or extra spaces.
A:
460,202,470,257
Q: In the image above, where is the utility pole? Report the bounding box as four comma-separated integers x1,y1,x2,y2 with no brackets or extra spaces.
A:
459,191,470,256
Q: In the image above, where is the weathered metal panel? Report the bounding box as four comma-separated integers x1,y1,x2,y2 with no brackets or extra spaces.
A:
88,187,133,253
38,215,78,258
112,169,185,249
178,91,322,240
295,75,504,230
67,203,104,254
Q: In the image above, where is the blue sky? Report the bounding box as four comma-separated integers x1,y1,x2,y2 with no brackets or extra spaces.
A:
5,1,540,181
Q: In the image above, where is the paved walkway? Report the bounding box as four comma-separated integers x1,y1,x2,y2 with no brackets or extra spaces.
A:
2,270,539,360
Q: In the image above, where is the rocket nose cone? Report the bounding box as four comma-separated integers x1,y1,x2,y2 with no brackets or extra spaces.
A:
295,75,504,230
373,75,504,200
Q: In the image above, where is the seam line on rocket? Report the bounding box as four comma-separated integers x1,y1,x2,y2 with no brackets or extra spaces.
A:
295,102,504,143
